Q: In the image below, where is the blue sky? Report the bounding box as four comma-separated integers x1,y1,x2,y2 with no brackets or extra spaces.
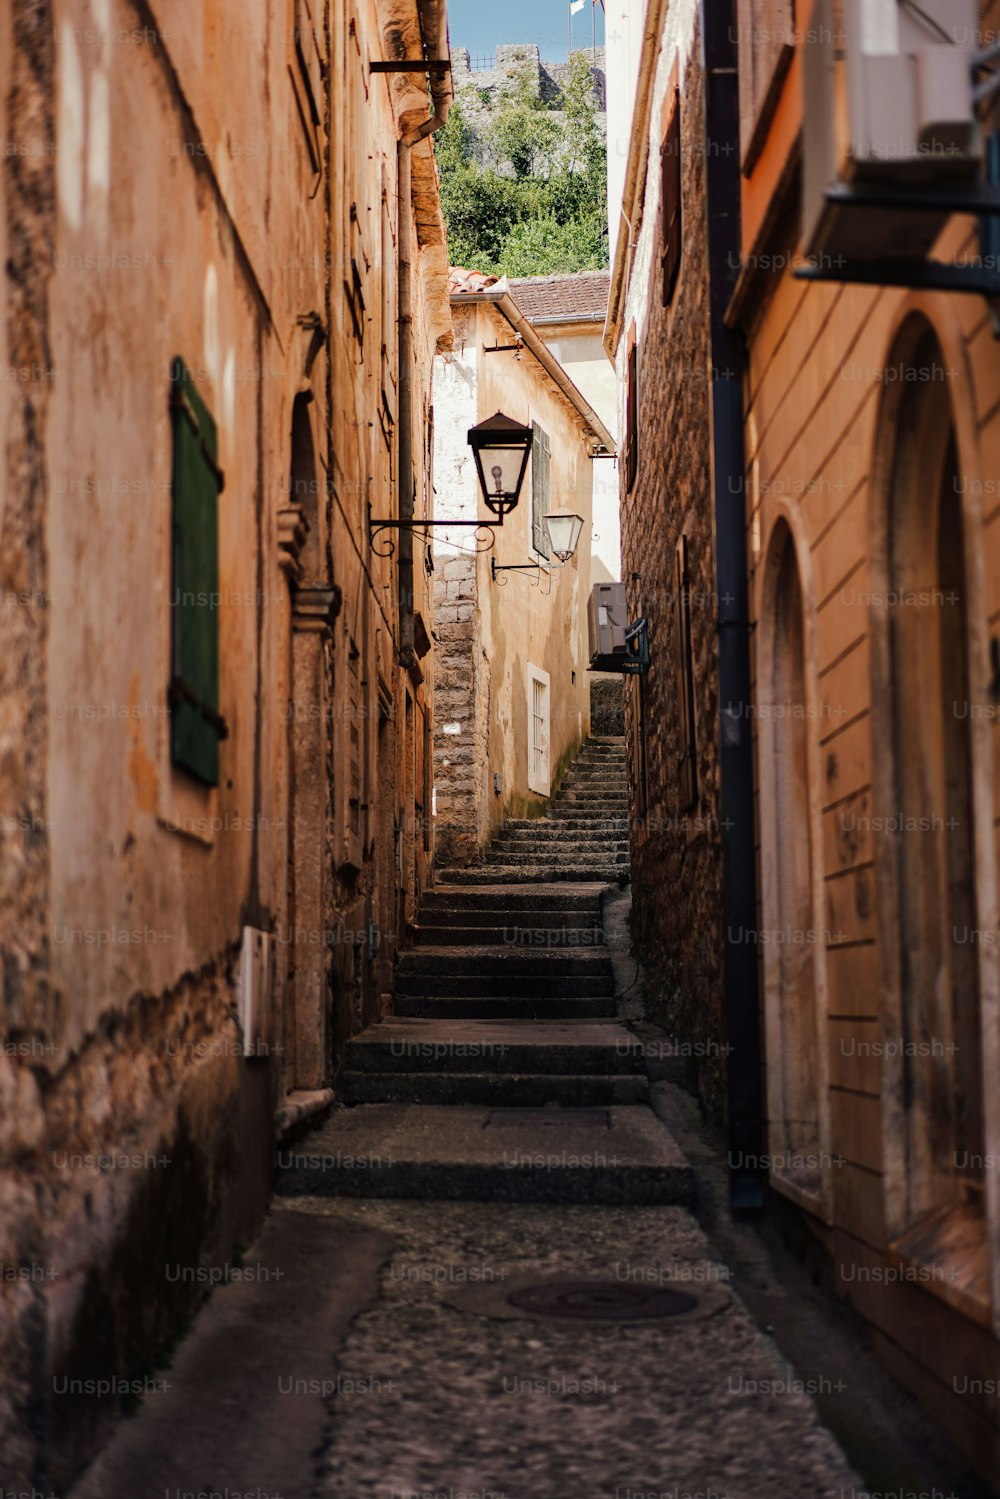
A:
446,0,606,65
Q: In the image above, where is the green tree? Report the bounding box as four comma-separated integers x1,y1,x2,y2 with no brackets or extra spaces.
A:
435,55,608,278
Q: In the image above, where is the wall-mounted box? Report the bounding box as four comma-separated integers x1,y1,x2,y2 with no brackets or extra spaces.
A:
804,0,980,263
588,582,628,665
238,926,274,1058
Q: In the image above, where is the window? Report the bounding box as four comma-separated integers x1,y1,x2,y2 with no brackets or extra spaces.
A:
527,664,550,796
660,75,682,306
291,0,324,178
735,0,795,173
673,536,698,811
168,357,226,787
531,421,551,559
625,327,638,493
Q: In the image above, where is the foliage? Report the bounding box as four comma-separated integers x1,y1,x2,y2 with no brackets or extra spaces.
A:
435,54,608,278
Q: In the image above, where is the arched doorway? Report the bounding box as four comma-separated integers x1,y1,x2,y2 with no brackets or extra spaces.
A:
873,317,986,1233
757,515,831,1212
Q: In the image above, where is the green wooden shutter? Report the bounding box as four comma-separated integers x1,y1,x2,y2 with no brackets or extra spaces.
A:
169,357,226,787
531,422,551,559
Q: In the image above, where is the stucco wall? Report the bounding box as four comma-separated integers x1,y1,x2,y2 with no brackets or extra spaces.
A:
433,299,594,860
0,0,449,1485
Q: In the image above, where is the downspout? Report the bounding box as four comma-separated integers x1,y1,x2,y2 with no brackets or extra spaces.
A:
703,0,764,1210
397,0,453,672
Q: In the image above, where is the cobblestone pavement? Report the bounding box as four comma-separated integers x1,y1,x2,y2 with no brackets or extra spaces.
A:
287,1196,867,1499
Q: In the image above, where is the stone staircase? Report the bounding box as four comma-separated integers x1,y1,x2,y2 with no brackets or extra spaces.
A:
451,735,630,884
276,735,691,1204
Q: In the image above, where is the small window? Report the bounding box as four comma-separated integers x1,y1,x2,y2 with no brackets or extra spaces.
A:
625,329,638,494
531,421,551,559
168,357,227,787
527,665,551,796
673,535,698,810
661,82,682,306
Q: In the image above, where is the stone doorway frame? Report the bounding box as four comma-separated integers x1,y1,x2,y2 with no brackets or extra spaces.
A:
755,503,834,1224
868,298,1000,1331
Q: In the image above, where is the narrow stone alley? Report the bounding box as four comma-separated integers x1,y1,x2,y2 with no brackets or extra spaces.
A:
6,0,1000,1491
63,744,990,1497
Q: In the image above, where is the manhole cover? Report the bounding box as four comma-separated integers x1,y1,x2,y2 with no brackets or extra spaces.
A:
483,1108,611,1129
445,1272,730,1327
505,1279,698,1321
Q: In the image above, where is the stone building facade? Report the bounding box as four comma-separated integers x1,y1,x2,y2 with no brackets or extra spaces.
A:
0,0,449,1486
726,0,1000,1475
605,0,1000,1477
604,0,729,1113
432,269,614,866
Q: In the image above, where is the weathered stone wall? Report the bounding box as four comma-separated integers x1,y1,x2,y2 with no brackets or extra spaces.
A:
589,675,625,736
432,554,489,865
432,297,595,861
0,0,450,1486
617,9,729,1116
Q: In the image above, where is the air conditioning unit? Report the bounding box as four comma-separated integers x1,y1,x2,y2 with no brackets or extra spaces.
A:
588,582,627,667
804,0,980,262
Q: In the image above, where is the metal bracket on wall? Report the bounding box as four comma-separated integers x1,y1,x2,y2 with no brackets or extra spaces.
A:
368,517,501,559
794,141,1000,303
589,618,649,676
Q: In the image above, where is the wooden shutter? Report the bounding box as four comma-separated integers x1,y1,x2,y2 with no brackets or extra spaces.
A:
291,0,324,177
674,535,698,810
661,84,682,306
169,357,226,787
531,422,551,558
625,330,638,494
736,0,796,174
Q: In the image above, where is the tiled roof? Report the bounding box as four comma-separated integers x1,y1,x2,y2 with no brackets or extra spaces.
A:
507,270,610,323
448,266,501,295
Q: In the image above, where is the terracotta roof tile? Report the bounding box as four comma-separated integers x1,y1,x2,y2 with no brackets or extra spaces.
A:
507,270,610,323
448,266,501,296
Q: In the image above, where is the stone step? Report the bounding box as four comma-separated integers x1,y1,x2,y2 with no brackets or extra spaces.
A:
492,835,629,853
397,946,612,977
555,792,629,804
342,1072,649,1106
393,993,616,1019
423,883,607,911
345,1020,644,1075
555,778,626,787
275,1104,693,1204
487,853,627,869
448,865,627,885
395,973,612,999
500,819,628,833
414,923,606,947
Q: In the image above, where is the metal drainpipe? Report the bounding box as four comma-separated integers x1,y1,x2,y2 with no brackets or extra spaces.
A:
397,0,453,672
703,0,765,1210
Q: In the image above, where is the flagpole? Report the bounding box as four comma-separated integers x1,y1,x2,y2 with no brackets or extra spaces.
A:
568,0,571,61
592,0,596,66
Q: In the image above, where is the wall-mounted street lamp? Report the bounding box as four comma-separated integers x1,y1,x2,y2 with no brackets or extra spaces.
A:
491,509,585,587
467,411,533,521
369,409,533,555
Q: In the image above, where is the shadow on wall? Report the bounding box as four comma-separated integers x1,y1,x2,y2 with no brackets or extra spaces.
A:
590,675,625,735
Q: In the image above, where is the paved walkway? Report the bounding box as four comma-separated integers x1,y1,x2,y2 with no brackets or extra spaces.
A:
65,744,988,1497
71,1192,867,1499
